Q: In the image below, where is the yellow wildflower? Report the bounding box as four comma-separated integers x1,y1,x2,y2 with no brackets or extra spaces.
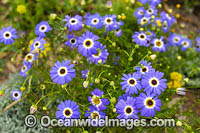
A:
156,20,162,27
170,72,182,81
17,5,26,14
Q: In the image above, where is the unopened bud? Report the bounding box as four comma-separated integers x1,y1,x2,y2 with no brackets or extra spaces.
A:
83,81,89,88
30,105,37,114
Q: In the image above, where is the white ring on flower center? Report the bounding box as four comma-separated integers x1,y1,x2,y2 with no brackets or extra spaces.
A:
25,53,34,63
127,78,137,86
144,97,155,109
91,111,100,119
154,39,164,48
83,39,94,48
140,66,148,74
3,31,12,39
34,41,41,48
70,18,78,25
138,10,144,15
70,38,76,44
105,17,113,25
182,41,189,47
124,105,133,115
57,67,68,76
138,33,146,40
148,9,153,14
13,92,20,99
92,95,102,107
173,37,180,43
22,65,27,72
39,25,47,32
63,108,73,118
91,18,99,25
149,77,159,87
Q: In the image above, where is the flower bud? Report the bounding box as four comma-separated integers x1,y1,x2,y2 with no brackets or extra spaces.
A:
20,86,26,92
110,97,116,104
150,54,157,60
50,13,57,20
43,106,47,111
110,81,115,86
30,105,37,114
0,90,5,96
176,121,182,126
113,108,116,112
95,78,100,84
83,81,89,88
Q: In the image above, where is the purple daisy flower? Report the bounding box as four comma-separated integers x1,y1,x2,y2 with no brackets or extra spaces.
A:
56,100,80,119
167,33,182,46
132,31,151,47
133,7,145,19
114,29,122,37
50,60,76,85
195,43,200,52
118,93,131,102
151,37,166,52
196,37,200,44
161,20,170,33
102,14,117,31
30,37,46,52
120,72,142,94
85,106,106,119
180,38,192,51
141,70,167,95
35,21,52,38
116,96,139,119
78,31,100,56
85,13,103,29
81,69,89,78
11,89,22,101
24,53,38,64
136,92,161,117
64,34,78,49
88,89,110,110
135,60,154,76
144,6,158,17
0,26,18,45
63,15,83,32
138,16,151,26
20,62,32,77
89,43,109,65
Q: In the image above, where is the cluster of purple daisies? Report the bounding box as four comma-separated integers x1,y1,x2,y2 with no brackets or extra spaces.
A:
56,89,109,122
20,21,52,78
116,60,166,118
132,1,197,52
63,13,125,65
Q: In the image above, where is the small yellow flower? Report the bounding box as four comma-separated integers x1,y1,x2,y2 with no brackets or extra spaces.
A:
40,42,51,58
121,13,126,20
176,4,181,9
170,72,182,81
156,20,162,27
17,5,26,14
